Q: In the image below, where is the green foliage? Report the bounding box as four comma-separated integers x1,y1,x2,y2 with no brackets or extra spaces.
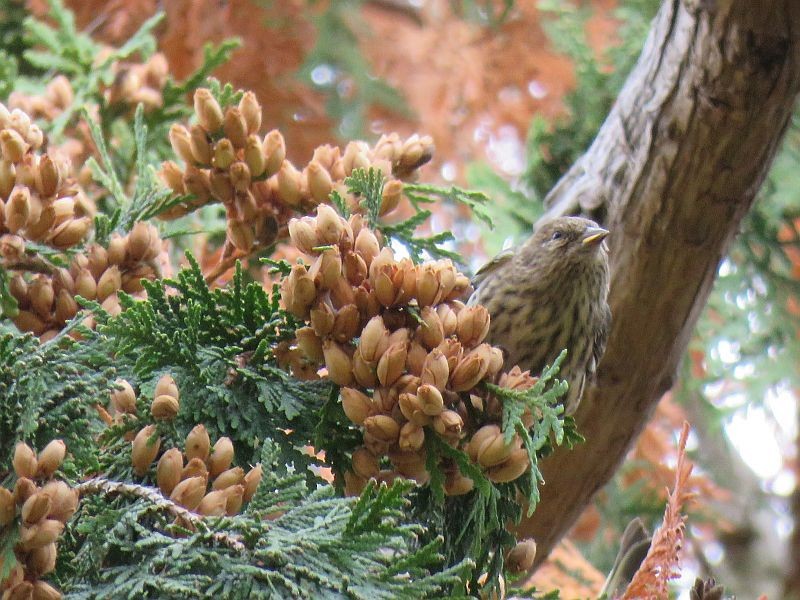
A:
0,331,114,474
87,105,190,240
65,444,468,599
404,356,569,594
347,167,491,263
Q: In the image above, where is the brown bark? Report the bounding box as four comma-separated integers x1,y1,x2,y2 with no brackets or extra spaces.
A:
514,0,800,568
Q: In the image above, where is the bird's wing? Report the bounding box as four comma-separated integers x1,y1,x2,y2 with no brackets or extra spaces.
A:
590,303,612,377
471,249,514,289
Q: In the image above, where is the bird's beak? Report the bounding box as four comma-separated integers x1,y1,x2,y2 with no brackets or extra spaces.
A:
582,227,609,247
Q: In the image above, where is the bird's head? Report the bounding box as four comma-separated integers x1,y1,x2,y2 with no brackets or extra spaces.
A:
521,216,609,271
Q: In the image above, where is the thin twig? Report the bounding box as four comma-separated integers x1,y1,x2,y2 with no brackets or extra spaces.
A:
75,477,246,552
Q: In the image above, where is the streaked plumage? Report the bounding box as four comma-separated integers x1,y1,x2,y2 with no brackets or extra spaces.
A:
469,216,611,414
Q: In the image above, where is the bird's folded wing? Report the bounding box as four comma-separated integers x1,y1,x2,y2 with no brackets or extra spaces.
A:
471,249,514,288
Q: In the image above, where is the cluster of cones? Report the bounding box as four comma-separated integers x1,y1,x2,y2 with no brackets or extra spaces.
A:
8,221,163,338
159,87,433,257
1,441,78,599
104,375,263,517
280,204,537,496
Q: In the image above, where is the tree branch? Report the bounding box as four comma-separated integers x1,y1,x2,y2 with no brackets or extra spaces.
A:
516,0,800,567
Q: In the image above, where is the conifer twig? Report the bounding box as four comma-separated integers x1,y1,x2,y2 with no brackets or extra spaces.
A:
75,477,246,552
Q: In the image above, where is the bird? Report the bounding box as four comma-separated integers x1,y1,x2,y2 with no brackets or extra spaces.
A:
469,216,611,414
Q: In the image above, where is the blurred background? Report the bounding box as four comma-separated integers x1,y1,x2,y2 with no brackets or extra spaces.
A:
5,0,800,597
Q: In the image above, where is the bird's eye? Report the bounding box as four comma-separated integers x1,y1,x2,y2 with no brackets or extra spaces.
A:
551,231,564,241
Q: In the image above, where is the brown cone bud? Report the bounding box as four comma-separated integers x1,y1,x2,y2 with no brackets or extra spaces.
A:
420,348,449,390
417,384,444,416
182,457,208,482
14,478,36,505
227,220,255,252
276,160,302,207
358,316,390,363
415,265,441,308
450,352,489,392
417,306,444,349
399,422,425,451
6,581,33,600
74,268,96,300
433,410,463,439
0,159,15,199
444,471,474,496
343,470,368,497
110,379,137,414
26,542,57,578
185,424,210,462
263,130,286,177
456,305,491,348
340,387,374,426
229,161,251,192
307,161,333,204
32,581,62,600
13,310,46,336
314,204,342,245
21,493,51,526
36,440,66,478
29,276,54,320
50,217,90,248
296,327,324,363
13,442,37,479
244,135,266,178
156,448,184,496
212,466,244,491
506,539,537,574
379,179,403,216
237,92,262,135
170,476,206,510
476,429,521,468
154,373,178,399
35,155,60,197
193,89,224,132
0,128,27,162
331,304,359,343
54,289,78,323
223,107,248,149
18,518,63,551
40,480,78,523
377,342,407,387
351,447,379,480
352,349,378,388
243,464,263,502
323,340,354,386
131,425,161,476
160,160,185,194
363,415,400,444
95,266,122,301
398,393,430,426
487,448,530,483
188,124,212,165
4,186,30,233
224,484,245,516
466,425,500,462
354,228,380,267
127,222,155,262
169,124,194,164
151,394,179,420
0,487,15,527
288,218,320,255
208,437,235,478
197,490,228,516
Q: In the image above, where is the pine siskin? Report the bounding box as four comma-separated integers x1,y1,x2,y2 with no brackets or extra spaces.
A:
469,216,611,414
